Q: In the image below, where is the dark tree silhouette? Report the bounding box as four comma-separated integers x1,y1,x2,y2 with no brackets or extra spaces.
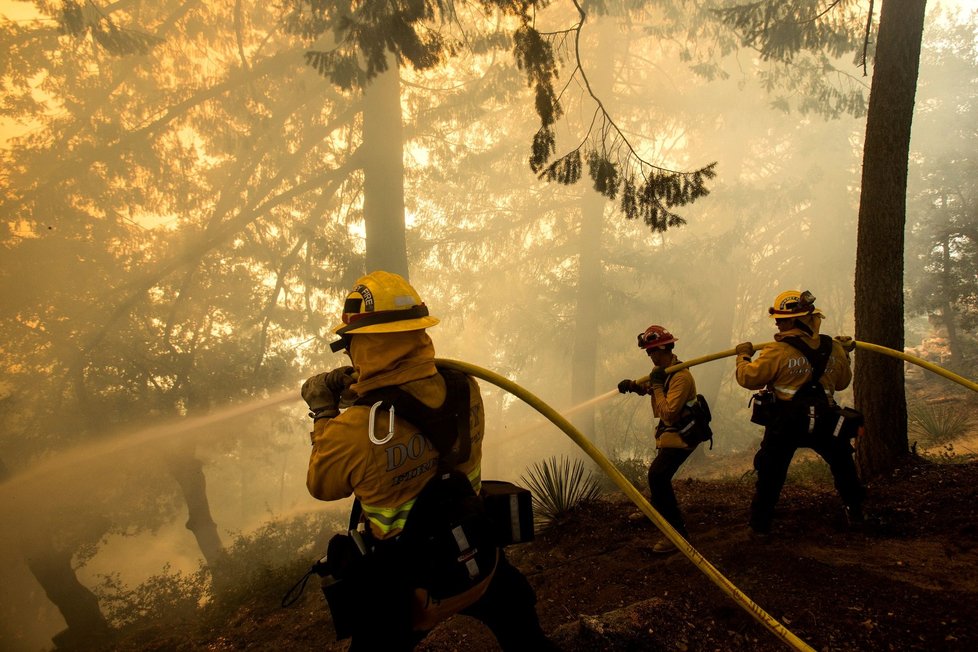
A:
717,0,930,476
853,0,927,478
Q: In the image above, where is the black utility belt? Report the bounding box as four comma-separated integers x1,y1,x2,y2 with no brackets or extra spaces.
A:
748,392,863,439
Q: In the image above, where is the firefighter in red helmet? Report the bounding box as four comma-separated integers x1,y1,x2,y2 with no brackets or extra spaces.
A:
619,325,703,554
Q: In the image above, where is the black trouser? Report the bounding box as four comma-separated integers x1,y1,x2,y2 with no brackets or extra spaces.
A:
750,417,865,532
347,551,551,651
648,446,695,539
460,553,553,650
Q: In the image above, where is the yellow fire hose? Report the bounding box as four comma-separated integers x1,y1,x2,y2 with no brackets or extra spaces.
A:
637,340,978,394
852,341,978,393
435,357,816,652
438,340,977,652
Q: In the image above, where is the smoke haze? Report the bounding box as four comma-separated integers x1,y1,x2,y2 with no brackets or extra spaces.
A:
1,1,976,649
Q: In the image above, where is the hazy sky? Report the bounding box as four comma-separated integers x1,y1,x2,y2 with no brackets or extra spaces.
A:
1,2,975,649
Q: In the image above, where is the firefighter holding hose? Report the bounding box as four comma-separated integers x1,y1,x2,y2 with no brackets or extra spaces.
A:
301,271,552,651
734,289,865,535
619,325,711,554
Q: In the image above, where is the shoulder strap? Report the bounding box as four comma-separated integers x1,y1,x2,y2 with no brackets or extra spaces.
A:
782,335,833,383
354,365,472,466
661,361,683,395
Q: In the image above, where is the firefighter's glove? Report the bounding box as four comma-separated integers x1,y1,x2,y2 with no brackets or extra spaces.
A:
834,336,856,353
649,366,667,387
325,366,357,408
618,379,647,396
301,372,339,421
735,341,755,358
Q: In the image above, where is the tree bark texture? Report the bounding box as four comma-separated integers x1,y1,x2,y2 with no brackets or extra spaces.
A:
362,56,409,278
853,0,927,478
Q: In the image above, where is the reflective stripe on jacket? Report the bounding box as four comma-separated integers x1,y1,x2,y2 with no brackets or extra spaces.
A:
306,331,484,540
735,328,852,402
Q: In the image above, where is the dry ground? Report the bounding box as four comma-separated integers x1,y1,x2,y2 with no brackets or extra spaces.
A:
101,374,978,652
109,453,978,652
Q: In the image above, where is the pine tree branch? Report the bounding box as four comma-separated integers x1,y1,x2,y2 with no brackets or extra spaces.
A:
861,0,875,76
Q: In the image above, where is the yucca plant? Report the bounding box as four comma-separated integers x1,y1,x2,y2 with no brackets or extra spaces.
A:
908,403,972,448
520,455,601,527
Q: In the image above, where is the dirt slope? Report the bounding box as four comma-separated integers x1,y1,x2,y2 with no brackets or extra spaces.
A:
493,457,978,652
119,455,978,652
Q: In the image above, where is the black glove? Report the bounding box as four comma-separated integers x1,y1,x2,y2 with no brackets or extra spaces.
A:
649,366,667,386
618,379,647,396
301,372,339,420
325,366,357,408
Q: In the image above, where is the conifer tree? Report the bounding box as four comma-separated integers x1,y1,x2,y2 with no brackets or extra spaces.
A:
285,0,716,229
716,0,928,477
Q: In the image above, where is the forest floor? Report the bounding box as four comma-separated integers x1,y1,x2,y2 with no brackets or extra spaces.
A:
102,379,978,652
103,454,978,652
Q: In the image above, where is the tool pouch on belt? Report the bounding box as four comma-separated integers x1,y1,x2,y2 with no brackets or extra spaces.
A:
319,530,368,640
749,390,777,426
400,468,499,601
281,527,370,640
675,394,714,449
481,480,534,545
823,405,864,440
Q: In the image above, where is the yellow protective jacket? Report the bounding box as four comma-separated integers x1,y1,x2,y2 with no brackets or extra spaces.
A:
306,331,484,541
648,354,698,450
735,328,852,403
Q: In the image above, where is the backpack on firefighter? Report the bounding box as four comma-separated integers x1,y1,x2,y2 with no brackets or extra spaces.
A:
776,335,864,440
284,366,533,639
658,373,714,449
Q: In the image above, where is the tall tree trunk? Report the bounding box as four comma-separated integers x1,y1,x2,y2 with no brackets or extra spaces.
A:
570,190,606,439
166,441,224,568
570,17,617,441
24,540,111,650
0,459,110,649
362,56,409,278
938,225,963,371
853,0,927,478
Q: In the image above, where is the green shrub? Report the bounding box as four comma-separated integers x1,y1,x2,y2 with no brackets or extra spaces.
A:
520,456,601,528
209,512,341,607
96,563,206,629
94,512,343,632
908,402,971,448
598,456,648,492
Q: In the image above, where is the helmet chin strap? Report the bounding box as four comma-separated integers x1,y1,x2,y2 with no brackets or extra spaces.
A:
329,335,351,353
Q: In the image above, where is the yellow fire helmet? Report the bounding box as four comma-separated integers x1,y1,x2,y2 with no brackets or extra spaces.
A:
332,270,439,338
768,289,825,319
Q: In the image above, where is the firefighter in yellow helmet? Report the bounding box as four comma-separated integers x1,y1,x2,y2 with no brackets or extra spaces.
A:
734,290,864,535
618,325,707,554
301,271,552,651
